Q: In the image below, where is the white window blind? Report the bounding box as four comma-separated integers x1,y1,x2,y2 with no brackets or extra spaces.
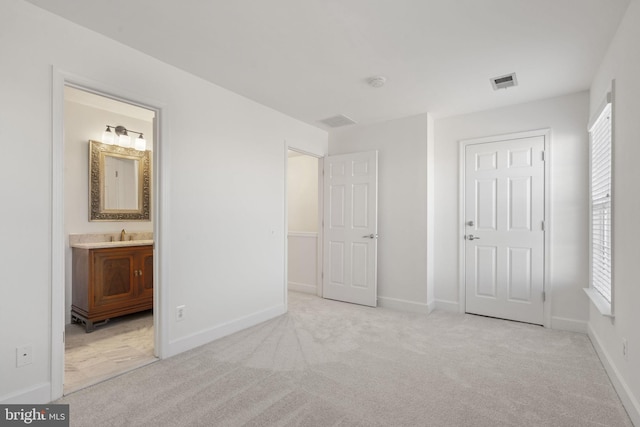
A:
589,101,612,303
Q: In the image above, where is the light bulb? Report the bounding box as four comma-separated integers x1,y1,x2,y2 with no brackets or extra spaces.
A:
118,133,131,148
134,135,146,151
102,127,115,145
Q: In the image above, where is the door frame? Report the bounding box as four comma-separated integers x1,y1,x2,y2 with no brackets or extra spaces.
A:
283,141,325,309
458,129,551,327
51,67,169,400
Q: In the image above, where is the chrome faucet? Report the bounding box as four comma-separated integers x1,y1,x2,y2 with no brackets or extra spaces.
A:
120,229,126,241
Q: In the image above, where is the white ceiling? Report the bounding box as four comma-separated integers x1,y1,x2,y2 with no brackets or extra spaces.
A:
27,0,630,129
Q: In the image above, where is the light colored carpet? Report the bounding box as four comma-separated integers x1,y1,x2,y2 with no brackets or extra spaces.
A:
58,292,632,426
65,310,156,394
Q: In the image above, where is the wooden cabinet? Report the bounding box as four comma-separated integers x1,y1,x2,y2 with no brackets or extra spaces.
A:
72,245,153,332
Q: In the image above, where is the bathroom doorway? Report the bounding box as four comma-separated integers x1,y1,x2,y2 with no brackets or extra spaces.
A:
62,86,158,394
286,150,322,298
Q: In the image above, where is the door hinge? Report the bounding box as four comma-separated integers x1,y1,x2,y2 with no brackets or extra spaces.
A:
541,221,545,231
542,291,546,302
541,151,545,161
63,331,65,343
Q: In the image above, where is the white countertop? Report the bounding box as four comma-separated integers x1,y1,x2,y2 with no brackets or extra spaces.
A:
71,239,154,249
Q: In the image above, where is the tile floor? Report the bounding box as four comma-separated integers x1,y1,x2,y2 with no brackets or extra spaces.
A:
64,310,156,394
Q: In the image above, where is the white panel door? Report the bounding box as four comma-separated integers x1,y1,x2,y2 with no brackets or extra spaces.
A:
323,151,378,307
464,136,545,324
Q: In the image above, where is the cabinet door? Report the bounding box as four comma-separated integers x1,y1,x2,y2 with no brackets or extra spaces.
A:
138,248,154,299
92,249,136,308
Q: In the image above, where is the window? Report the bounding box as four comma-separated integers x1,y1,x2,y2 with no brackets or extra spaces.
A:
586,93,613,316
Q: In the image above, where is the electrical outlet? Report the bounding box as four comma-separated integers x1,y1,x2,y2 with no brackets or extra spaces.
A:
622,338,628,360
16,346,32,367
176,305,186,322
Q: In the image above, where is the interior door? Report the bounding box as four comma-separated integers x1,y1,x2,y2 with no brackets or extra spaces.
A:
323,151,378,307
464,135,545,324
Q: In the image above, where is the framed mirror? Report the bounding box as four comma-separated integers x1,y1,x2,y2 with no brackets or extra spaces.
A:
89,140,151,221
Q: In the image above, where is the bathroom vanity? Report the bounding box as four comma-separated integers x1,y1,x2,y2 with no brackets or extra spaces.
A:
71,240,153,332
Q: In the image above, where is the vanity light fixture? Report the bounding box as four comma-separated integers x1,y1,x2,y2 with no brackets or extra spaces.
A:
102,125,147,151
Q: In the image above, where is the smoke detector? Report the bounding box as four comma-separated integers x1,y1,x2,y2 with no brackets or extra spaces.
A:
491,72,518,90
367,76,387,88
319,114,357,128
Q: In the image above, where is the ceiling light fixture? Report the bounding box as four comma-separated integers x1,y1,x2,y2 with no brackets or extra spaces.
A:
102,125,147,151
367,76,387,88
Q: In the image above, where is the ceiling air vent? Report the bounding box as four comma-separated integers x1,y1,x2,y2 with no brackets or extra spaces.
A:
319,114,357,128
491,73,518,90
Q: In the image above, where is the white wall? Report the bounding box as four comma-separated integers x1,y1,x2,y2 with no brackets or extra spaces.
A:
434,91,591,331
0,0,327,403
64,98,154,323
329,114,430,312
588,1,640,423
287,154,318,232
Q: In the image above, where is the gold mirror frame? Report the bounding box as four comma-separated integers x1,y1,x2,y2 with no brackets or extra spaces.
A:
89,140,151,221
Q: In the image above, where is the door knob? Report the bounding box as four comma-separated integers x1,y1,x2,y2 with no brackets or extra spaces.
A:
362,234,378,239
466,234,480,240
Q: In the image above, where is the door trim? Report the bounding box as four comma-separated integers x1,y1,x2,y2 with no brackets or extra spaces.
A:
458,129,551,327
51,67,168,400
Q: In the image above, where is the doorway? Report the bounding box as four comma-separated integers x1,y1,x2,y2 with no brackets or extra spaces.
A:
286,150,322,296
284,147,380,308
61,86,158,394
460,130,549,325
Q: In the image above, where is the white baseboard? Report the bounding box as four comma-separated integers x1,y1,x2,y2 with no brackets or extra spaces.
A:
0,383,51,404
288,281,317,294
427,300,436,314
550,316,587,333
377,296,432,314
166,304,286,358
435,299,460,312
588,324,640,426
